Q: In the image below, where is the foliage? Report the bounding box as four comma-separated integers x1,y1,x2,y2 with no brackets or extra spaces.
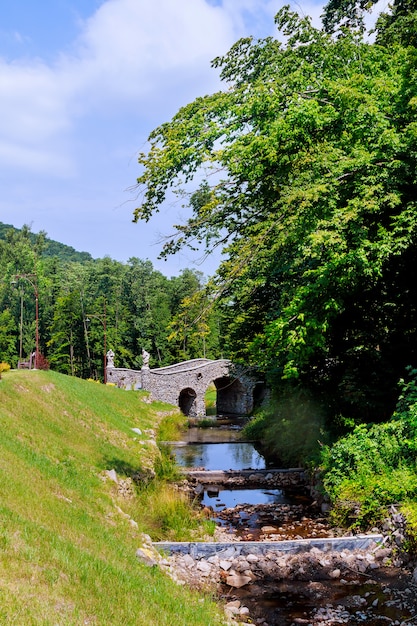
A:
400,501,417,553
396,365,417,414
156,410,187,442
320,371,417,527
0,224,222,378
205,383,217,415
0,362,10,379
0,221,93,263
329,467,417,528
322,0,417,47
133,6,417,425
0,310,16,366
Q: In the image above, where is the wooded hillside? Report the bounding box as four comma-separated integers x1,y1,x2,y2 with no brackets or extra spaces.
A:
0,222,222,377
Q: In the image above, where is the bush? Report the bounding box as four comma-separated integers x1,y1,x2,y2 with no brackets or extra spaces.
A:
329,466,417,528
36,353,50,370
320,368,417,529
0,362,10,379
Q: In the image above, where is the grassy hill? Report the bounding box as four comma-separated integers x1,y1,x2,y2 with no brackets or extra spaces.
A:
0,370,224,625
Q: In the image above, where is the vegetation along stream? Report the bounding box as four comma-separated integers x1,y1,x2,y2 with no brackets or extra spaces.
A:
168,417,417,626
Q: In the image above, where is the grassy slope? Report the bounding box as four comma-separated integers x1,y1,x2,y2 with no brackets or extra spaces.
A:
0,370,225,625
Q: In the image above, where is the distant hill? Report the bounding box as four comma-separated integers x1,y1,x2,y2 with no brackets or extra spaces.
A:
0,222,93,263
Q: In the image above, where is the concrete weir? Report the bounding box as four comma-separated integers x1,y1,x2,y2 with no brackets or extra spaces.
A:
184,468,306,485
153,535,384,558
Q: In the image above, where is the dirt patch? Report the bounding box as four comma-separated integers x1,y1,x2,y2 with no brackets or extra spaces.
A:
40,383,55,393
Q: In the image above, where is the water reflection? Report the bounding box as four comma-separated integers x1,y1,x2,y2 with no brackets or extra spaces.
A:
202,488,291,509
173,442,265,470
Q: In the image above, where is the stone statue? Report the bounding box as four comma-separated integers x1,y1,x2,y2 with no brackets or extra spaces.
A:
142,348,150,369
106,349,115,368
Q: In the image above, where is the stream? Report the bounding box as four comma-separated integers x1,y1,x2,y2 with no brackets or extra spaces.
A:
169,417,417,626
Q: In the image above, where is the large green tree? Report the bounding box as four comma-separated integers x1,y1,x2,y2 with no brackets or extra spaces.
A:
134,7,417,422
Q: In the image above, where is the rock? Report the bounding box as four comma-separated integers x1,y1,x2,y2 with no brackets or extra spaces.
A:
136,547,159,567
248,473,263,482
224,600,241,614
321,502,331,514
226,573,252,588
225,600,241,609
106,469,118,483
246,554,259,563
374,548,391,560
261,526,277,534
233,558,251,572
219,560,233,571
182,554,195,569
329,568,341,579
196,561,212,575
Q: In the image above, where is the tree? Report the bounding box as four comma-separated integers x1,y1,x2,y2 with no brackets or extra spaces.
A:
322,0,417,47
167,270,220,361
48,292,86,376
133,7,417,422
0,310,17,366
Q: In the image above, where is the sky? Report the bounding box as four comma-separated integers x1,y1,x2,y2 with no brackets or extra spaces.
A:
0,0,379,277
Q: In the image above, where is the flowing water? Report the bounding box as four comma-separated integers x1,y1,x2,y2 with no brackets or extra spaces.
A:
172,441,266,471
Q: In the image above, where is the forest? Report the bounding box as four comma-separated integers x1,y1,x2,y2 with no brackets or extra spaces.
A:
0,222,222,378
133,0,417,437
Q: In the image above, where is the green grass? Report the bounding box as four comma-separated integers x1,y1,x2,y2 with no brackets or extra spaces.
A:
205,384,217,416
0,370,226,625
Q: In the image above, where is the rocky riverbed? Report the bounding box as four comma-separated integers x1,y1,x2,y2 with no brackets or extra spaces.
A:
140,532,417,625
136,504,417,626
213,501,333,541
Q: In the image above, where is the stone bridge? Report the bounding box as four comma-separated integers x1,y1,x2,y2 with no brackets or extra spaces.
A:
106,356,265,417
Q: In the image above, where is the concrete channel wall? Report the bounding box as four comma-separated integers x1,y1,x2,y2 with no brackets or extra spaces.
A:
153,535,384,558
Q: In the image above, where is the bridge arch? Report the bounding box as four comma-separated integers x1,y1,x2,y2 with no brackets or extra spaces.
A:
178,387,197,416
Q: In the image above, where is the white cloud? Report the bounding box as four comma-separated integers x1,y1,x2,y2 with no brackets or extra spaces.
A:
0,0,242,175
67,0,237,107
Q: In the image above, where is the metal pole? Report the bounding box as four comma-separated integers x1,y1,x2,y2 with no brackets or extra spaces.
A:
35,287,39,369
19,288,24,361
103,300,107,384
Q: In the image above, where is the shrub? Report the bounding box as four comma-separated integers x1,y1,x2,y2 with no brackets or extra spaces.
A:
0,362,10,379
320,368,417,529
36,353,50,370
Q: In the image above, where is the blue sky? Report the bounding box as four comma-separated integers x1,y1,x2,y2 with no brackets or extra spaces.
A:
1,0,337,276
